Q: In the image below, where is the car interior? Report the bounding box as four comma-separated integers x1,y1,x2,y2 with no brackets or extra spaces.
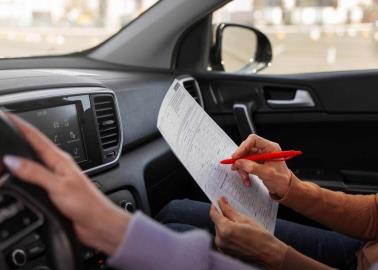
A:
0,0,378,269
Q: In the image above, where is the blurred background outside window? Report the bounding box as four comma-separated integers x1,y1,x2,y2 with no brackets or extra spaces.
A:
0,0,158,58
214,0,378,74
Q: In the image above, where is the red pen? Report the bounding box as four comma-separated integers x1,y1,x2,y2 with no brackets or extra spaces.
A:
220,150,302,165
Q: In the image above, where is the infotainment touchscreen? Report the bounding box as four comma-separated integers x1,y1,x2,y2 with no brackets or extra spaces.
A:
17,104,87,163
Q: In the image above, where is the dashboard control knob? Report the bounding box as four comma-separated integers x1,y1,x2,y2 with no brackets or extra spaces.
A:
11,249,27,266
119,200,136,213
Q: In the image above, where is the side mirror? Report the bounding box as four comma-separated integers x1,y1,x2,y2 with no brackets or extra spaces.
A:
210,23,272,73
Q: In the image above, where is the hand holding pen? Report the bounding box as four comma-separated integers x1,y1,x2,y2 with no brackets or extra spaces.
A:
221,135,300,199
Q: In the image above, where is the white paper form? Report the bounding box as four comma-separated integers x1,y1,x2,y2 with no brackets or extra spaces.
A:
157,80,278,233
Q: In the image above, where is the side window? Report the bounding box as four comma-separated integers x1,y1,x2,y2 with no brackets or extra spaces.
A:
212,0,378,74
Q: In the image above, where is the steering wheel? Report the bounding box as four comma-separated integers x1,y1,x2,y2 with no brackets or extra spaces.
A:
0,114,81,270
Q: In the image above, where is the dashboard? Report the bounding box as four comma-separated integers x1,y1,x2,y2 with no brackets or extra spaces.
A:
0,68,182,270
0,68,179,212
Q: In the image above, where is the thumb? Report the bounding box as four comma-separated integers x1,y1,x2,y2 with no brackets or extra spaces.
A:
233,159,273,180
3,155,55,192
218,197,241,222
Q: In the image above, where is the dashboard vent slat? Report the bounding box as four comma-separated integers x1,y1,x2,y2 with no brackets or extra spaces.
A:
95,107,114,113
96,113,115,119
94,95,119,150
182,78,203,107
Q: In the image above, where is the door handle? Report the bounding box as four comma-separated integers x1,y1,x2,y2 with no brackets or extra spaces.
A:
267,90,315,108
233,102,257,138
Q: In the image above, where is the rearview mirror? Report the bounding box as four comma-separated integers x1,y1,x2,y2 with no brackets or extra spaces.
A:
210,23,272,73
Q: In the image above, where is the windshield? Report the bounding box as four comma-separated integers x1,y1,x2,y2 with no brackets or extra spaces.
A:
0,0,159,58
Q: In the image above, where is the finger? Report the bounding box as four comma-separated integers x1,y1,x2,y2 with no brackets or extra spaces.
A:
234,159,274,180
237,169,251,187
218,197,241,222
3,155,56,192
210,205,226,225
232,138,252,159
5,113,67,170
232,134,280,159
230,149,260,171
251,147,259,153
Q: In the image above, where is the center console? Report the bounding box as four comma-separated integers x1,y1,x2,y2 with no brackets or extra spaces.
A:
0,87,123,174
0,87,129,270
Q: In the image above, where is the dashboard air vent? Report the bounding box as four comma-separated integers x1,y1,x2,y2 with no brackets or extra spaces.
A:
182,78,203,107
93,95,119,149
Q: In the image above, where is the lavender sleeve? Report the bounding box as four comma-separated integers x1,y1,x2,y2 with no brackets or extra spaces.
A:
108,212,258,270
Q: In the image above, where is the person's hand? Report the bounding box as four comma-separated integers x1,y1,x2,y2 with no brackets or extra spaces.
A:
232,134,292,198
210,197,287,269
2,113,130,256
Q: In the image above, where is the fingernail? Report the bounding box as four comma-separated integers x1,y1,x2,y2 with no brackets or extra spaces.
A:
3,155,21,171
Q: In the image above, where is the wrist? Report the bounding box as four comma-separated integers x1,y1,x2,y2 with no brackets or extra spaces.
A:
271,170,293,199
260,235,288,270
84,206,130,255
104,207,130,255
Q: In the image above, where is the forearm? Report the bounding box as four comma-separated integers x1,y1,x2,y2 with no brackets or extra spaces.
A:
281,246,334,270
108,212,256,270
278,174,378,240
76,205,130,255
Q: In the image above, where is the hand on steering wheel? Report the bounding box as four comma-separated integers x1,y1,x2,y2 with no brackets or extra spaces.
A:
2,113,130,256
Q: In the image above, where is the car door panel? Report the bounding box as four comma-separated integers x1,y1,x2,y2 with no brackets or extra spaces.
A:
194,70,378,194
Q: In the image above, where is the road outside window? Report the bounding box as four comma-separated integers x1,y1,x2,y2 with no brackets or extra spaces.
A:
214,0,378,74
0,0,159,58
